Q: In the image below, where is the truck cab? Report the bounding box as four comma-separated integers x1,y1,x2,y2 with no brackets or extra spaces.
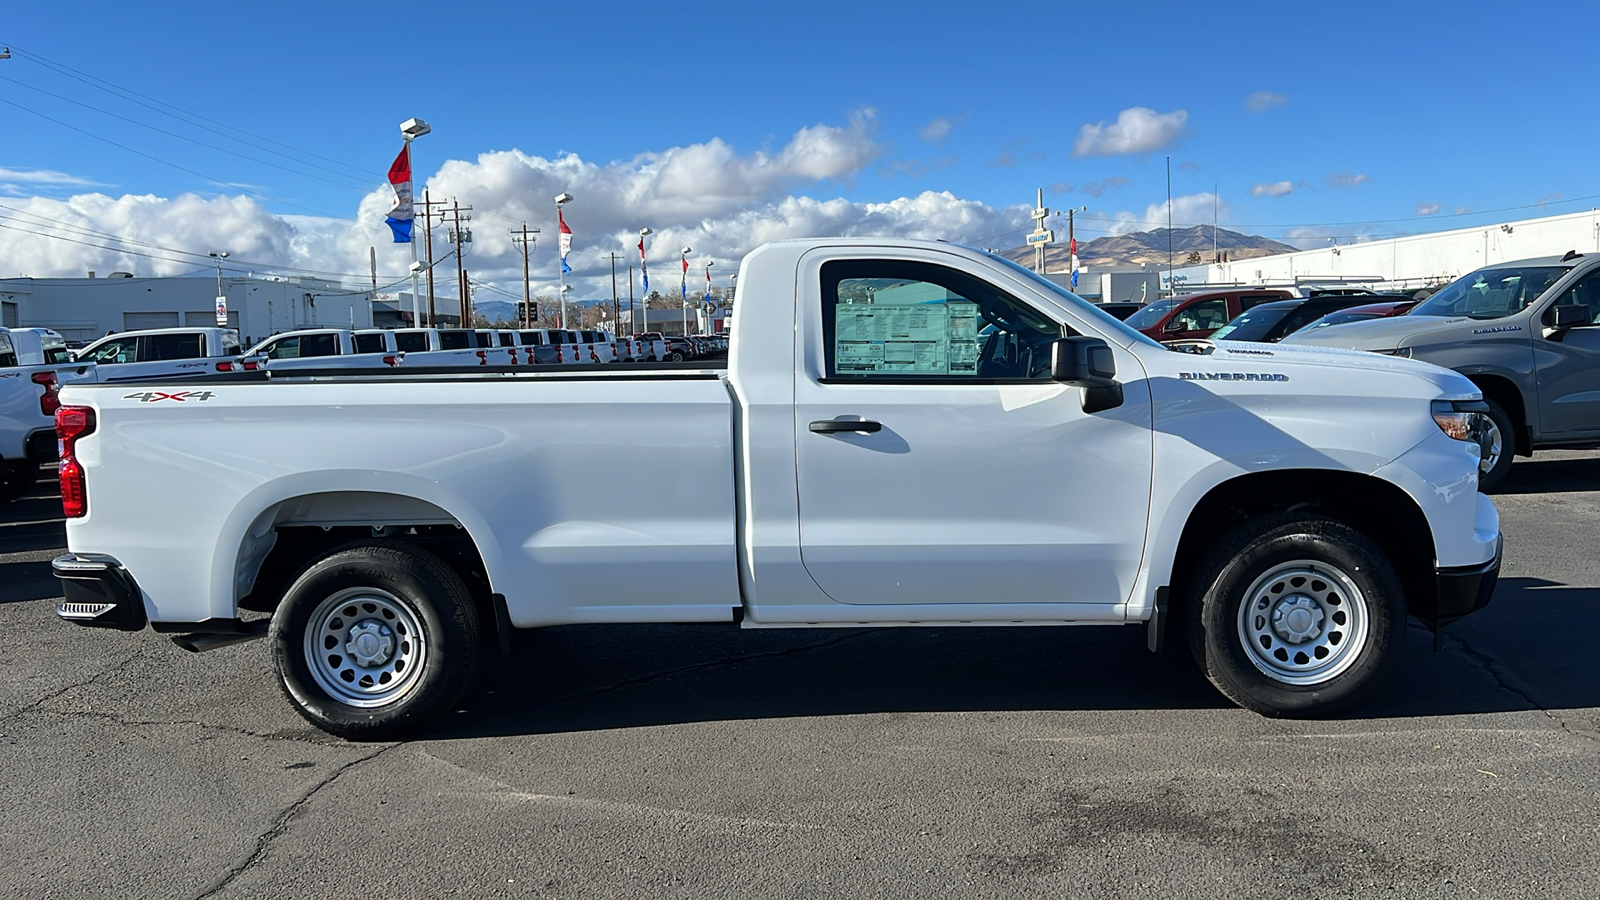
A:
74,327,242,380
1283,253,1600,488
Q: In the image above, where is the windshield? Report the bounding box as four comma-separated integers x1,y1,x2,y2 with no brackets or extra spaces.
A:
1211,306,1291,342
985,253,1162,348
1293,310,1383,334
1410,265,1569,320
1122,296,1182,330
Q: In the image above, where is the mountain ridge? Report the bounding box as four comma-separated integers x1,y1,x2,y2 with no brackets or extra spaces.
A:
1005,225,1298,271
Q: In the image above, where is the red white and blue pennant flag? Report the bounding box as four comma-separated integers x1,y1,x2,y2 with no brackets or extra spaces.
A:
638,235,649,295
384,145,414,244
704,263,712,302
559,209,573,275
680,254,688,301
1070,237,1080,289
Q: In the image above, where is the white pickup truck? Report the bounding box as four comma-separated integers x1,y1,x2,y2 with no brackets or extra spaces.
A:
75,327,245,380
0,327,95,501
52,238,1501,739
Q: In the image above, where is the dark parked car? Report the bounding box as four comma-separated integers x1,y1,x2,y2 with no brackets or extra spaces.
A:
1289,299,1418,337
1095,302,1145,321
1210,296,1391,343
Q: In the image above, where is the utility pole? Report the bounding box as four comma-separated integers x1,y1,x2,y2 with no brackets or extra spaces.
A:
627,265,634,335
511,222,539,328
444,198,473,326
462,270,472,325
418,190,447,326
608,252,622,336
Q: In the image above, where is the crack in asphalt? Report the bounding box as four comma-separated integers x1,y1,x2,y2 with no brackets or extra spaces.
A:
192,742,402,900
28,707,349,746
1449,633,1599,746
0,649,145,725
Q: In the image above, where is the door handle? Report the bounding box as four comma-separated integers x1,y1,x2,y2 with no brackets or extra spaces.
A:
809,419,882,434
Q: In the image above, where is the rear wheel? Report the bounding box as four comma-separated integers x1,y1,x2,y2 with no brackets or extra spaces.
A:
0,460,39,503
668,351,684,362
270,541,480,740
1186,513,1404,717
1476,397,1516,491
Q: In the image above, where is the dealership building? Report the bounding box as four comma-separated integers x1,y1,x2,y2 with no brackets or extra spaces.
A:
0,274,382,346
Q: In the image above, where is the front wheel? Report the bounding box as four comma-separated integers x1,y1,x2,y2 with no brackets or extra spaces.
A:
269,542,480,740
667,351,684,362
1476,397,1516,492
1186,513,1405,717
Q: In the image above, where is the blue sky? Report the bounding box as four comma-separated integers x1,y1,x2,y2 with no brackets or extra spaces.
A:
1,0,1595,298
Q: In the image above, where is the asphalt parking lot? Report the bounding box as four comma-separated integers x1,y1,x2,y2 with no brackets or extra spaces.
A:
2,455,1597,899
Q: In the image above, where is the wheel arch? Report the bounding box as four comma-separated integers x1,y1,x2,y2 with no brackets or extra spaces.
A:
1166,469,1437,626
1462,372,1529,456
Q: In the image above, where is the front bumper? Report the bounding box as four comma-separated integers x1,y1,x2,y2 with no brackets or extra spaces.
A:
1424,533,1502,629
54,553,147,631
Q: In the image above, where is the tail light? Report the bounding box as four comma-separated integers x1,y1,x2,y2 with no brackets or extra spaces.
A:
56,406,95,518
32,370,61,416
242,359,262,371
215,360,235,372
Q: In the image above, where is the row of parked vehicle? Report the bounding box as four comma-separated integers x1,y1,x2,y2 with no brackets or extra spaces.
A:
1089,255,1600,489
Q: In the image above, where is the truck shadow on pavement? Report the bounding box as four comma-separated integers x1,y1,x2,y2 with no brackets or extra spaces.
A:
432,575,1600,739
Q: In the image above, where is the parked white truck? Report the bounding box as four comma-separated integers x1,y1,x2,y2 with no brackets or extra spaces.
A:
52,239,1501,739
0,327,95,502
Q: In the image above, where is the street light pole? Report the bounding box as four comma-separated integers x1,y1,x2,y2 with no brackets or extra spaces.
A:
399,117,431,326
208,251,229,328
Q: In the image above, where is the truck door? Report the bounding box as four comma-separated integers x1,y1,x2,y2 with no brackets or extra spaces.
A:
1536,268,1600,436
792,251,1154,607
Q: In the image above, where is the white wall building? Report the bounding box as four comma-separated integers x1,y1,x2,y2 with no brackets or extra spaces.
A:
1163,208,1600,296
0,274,375,345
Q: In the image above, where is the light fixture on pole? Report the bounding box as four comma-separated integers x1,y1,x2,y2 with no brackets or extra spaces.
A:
208,251,230,327
680,246,692,335
555,193,574,328
638,228,652,334
398,118,430,326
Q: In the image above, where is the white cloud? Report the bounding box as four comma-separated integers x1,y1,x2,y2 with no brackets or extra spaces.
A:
917,115,964,145
1245,91,1288,113
1072,108,1187,158
1101,192,1225,236
0,167,107,187
1416,202,1441,216
1081,177,1130,198
0,113,1049,298
1250,181,1294,198
1324,171,1369,190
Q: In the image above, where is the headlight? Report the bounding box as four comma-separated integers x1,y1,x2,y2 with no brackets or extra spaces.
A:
1372,347,1412,358
1431,399,1489,442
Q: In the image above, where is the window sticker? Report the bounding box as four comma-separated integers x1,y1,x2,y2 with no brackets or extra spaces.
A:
834,280,979,375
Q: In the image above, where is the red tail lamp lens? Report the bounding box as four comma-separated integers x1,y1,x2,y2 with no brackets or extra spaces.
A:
55,406,95,518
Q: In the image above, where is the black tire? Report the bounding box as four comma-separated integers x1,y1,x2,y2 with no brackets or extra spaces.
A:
668,351,684,362
269,541,480,740
1476,397,1516,492
1185,513,1405,717
0,460,39,503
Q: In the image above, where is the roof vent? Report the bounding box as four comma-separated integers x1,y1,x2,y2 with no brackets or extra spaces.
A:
108,271,134,278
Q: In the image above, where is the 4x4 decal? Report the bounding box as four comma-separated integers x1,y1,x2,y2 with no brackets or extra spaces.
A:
122,390,216,403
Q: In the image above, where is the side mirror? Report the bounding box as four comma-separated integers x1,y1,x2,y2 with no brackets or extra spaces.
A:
1051,337,1123,414
1051,336,1117,386
1550,304,1593,329
1162,318,1186,334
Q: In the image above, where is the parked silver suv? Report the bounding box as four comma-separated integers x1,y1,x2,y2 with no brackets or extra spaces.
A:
1284,252,1600,488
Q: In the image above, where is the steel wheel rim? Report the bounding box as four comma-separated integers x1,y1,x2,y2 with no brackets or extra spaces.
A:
303,587,427,708
1478,417,1503,477
1236,560,1370,686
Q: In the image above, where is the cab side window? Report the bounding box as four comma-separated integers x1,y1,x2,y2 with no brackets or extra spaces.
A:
395,332,429,353
352,333,387,354
144,333,203,360
89,338,138,364
265,337,301,359
0,334,16,368
1548,270,1600,326
821,259,1061,381
301,333,339,357
1171,298,1229,332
